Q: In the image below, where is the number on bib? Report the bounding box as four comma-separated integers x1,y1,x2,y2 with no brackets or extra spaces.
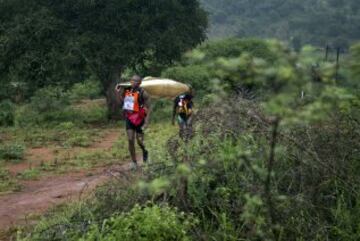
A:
123,95,135,111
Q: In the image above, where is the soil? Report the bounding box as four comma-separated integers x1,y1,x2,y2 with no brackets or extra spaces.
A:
5,129,120,175
88,129,120,150
6,147,55,174
0,129,135,236
0,167,109,229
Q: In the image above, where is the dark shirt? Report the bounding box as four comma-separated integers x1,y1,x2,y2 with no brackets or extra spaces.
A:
173,94,193,119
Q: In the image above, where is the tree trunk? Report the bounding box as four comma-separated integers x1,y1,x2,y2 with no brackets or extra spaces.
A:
104,65,123,120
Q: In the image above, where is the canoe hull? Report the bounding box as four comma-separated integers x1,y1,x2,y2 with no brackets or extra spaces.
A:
118,77,190,99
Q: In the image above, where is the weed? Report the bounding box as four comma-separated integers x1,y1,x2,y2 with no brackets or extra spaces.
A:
80,204,197,241
18,168,41,180
64,135,92,148
0,168,21,193
0,143,26,161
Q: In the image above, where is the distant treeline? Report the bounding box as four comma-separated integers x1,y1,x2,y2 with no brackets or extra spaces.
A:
201,0,360,49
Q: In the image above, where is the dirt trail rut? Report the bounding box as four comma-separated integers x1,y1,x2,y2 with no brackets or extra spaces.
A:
0,130,129,231
0,168,107,229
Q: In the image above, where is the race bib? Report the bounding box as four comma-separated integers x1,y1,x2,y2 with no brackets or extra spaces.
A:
123,95,135,111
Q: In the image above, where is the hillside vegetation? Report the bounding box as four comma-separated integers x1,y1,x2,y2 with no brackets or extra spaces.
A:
201,0,360,49
14,38,360,241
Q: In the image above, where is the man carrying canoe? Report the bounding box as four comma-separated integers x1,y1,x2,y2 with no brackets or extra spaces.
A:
115,75,150,170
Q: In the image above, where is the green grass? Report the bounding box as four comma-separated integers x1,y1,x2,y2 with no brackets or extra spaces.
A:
0,168,21,193
1,124,105,148
145,122,177,163
63,134,93,148
0,142,26,162
0,124,118,185
18,168,41,180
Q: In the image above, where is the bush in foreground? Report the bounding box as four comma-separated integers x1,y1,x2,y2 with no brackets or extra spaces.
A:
79,204,197,241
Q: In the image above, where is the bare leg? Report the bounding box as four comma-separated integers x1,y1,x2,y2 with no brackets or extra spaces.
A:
178,119,186,139
136,133,146,151
126,129,137,163
136,132,148,162
185,116,193,140
179,123,185,139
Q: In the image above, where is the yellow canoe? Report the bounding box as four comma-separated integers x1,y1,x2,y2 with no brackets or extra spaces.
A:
118,77,190,99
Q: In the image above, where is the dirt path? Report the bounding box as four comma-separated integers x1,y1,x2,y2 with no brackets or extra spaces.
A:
90,130,119,149
0,164,133,232
0,129,130,232
6,147,55,174
6,129,120,175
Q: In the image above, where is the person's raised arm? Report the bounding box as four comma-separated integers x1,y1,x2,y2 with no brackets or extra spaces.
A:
115,84,125,102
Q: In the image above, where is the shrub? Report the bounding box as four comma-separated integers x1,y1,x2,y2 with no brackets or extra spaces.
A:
15,86,71,127
0,168,20,193
164,94,358,240
56,121,76,130
77,105,108,124
30,86,70,113
18,168,41,180
15,105,41,127
80,204,197,241
63,134,92,148
161,38,282,98
68,78,102,102
161,65,213,97
15,87,107,126
0,99,15,126
149,99,173,122
0,143,26,161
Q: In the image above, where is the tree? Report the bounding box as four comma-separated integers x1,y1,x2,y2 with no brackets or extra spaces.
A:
0,0,208,117
0,0,90,101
